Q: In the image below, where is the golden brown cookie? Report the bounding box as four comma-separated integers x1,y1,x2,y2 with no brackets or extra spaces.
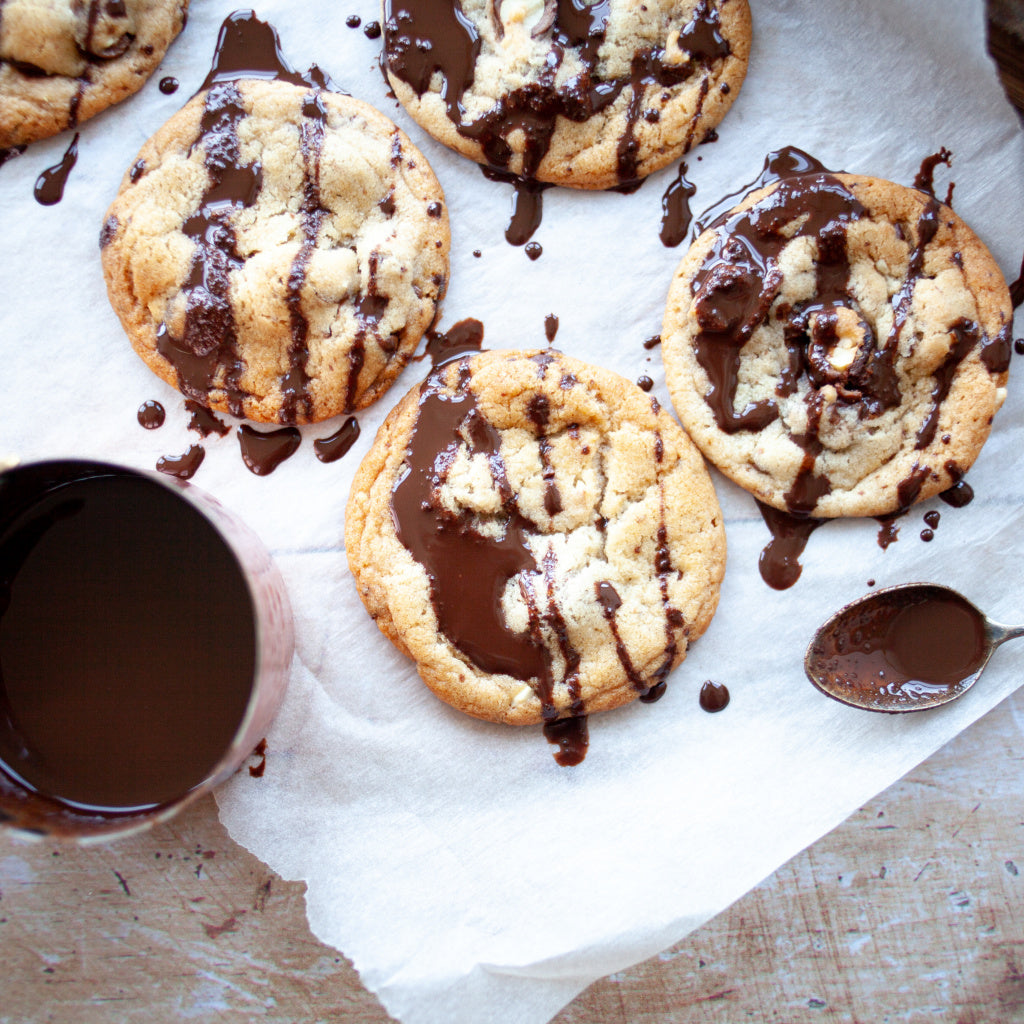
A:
101,77,450,424
662,166,1013,518
0,0,188,148
345,346,726,727
381,0,751,190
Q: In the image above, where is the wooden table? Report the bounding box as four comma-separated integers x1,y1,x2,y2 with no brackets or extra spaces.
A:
4,8,1024,1023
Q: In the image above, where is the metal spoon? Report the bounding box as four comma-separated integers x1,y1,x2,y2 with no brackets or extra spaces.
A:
804,582,1024,713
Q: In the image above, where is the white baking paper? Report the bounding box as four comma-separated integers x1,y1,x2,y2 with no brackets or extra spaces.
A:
2,0,1023,1021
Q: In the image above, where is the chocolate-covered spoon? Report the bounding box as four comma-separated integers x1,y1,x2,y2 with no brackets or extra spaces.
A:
804,583,1024,713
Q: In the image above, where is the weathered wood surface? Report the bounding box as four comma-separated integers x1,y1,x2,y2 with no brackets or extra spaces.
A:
3,7,1023,1024
3,684,1024,1024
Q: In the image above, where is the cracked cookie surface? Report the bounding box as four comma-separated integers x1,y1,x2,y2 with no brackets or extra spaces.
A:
381,0,750,190
662,171,1013,518
0,0,188,148
345,347,726,726
100,77,450,423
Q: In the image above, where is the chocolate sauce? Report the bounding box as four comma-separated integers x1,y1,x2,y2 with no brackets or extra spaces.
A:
939,464,974,508
238,425,301,475
346,14,362,27
313,416,360,463
808,585,988,711
33,133,79,206
920,528,934,542
488,171,550,245
756,500,826,591
156,445,205,480
159,76,180,94
875,513,900,550
364,20,382,39
391,358,550,685
1010,251,1024,309
424,317,486,367
525,241,543,261
659,162,696,247
692,146,1004,526
137,400,166,429
913,147,952,199
698,679,729,712
923,509,940,529
643,334,662,350
542,715,588,767
185,399,230,438
544,313,559,343
155,12,339,422
637,375,654,392
383,0,733,239
0,469,256,813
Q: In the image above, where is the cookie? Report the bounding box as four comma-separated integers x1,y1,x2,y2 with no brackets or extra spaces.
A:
345,347,726,727
0,0,188,148
381,0,751,190
662,168,1013,518
100,77,450,424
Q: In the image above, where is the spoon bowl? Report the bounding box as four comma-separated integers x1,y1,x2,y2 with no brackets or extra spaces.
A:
804,583,1024,713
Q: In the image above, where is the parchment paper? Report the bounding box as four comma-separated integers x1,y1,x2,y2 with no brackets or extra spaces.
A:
2,1,1023,1021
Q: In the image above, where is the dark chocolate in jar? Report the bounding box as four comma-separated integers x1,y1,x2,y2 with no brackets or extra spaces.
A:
0,463,258,820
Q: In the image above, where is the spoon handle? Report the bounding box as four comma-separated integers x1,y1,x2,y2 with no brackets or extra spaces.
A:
988,621,1024,646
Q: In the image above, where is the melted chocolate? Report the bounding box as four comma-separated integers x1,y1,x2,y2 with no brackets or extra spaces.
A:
384,0,732,238
808,585,988,711
913,147,952,199
137,400,166,429
637,375,654,392
314,416,360,463
155,13,343,421
659,161,696,247
939,463,974,508
364,20,382,39
156,445,205,480
1010,250,1024,309
391,347,679,760
186,399,230,437
424,317,486,367
756,500,825,591
238,424,301,475
159,76,180,94
643,334,662,350
525,241,543,261
544,313,559,344
693,147,1003,524
698,679,729,712
542,715,588,766
0,469,255,814
33,133,80,206
875,513,900,550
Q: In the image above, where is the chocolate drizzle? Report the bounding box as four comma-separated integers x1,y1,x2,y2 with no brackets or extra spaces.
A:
755,500,825,591
151,13,346,422
137,400,166,429
692,146,1007,586
314,417,361,463
659,161,696,247
156,445,205,479
238,424,301,475
390,348,683,762
698,679,729,712
383,0,733,241
33,133,79,206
